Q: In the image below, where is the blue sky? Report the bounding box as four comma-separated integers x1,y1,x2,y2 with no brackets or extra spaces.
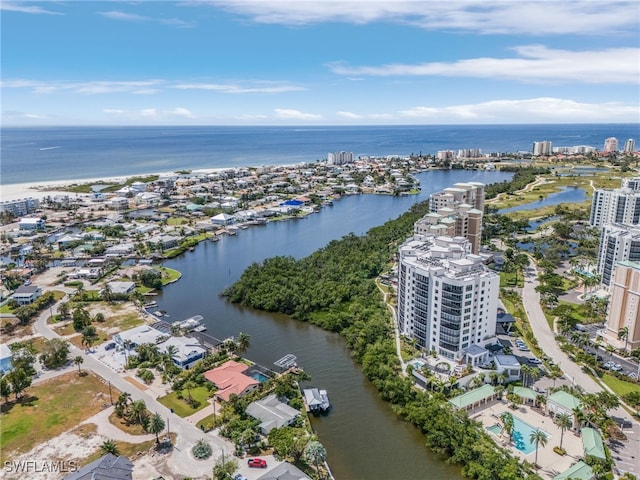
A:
2,1,639,125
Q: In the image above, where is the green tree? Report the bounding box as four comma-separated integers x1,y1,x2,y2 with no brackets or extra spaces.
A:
500,411,514,444
100,439,119,456
618,326,630,351
555,413,572,450
8,367,32,400
0,373,12,402
81,325,99,350
130,399,147,427
235,332,251,356
304,440,327,477
147,412,166,443
39,338,71,369
72,306,91,331
529,429,548,467
212,456,237,480
73,355,84,374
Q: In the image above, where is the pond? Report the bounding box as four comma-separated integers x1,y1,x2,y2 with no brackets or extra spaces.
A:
496,186,587,214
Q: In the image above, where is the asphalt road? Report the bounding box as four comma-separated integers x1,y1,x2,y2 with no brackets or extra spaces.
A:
522,261,640,477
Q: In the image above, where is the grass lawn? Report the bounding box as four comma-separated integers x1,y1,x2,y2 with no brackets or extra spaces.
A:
0,304,14,314
196,413,218,431
0,371,119,460
167,217,188,226
108,410,149,436
601,374,640,397
157,386,211,417
158,267,181,285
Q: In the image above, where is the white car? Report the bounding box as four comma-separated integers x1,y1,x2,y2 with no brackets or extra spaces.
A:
529,358,542,365
611,364,623,372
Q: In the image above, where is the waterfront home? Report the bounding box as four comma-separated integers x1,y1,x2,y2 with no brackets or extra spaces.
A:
203,360,259,402
211,213,235,226
18,217,45,230
70,267,100,279
449,384,497,411
114,325,165,349
109,197,129,210
256,462,311,480
11,284,42,305
104,281,136,296
105,243,135,256
149,234,180,250
547,391,582,429
246,394,300,434
493,354,522,382
63,453,133,480
0,343,13,373
157,336,206,370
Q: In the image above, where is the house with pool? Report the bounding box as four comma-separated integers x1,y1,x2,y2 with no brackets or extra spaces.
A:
203,360,261,401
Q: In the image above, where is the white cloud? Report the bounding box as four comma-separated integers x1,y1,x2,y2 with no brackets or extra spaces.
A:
396,97,640,123
2,79,166,95
336,111,363,119
170,107,195,118
140,108,159,118
274,108,322,120
329,45,640,84
103,107,199,121
1,2,63,15
98,10,194,28
201,1,639,35
103,109,125,115
175,83,305,94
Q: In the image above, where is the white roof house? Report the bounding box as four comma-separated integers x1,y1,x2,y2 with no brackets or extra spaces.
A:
114,325,165,348
18,217,45,230
246,394,300,434
211,213,235,226
494,354,522,381
105,281,136,295
157,336,206,369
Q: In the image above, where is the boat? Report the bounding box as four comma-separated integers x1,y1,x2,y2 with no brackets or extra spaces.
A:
172,315,204,331
303,388,331,414
193,325,207,332
144,301,158,308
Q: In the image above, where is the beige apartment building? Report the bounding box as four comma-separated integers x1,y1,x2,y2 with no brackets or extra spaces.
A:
602,261,640,351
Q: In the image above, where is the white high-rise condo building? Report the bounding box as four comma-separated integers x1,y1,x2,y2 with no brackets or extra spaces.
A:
0,197,40,216
601,261,640,352
604,137,618,153
327,151,353,165
396,234,499,365
589,178,640,229
596,224,640,287
532,141,552,156
624,139,636,154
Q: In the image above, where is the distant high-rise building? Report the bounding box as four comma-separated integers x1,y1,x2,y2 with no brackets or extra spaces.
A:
601,261,640,352
0,197,40,216
532,141,552,156
624,139,636,154
603,137,618,153
327,151,353,165
457,148,482,158
396,235,499,364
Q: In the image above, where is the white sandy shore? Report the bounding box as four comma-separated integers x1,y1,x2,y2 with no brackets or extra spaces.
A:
1,168,228,202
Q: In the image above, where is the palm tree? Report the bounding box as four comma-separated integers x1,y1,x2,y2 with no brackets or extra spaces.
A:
81,326,98,351
130,399,147,427
73,355,84,374
500,411,514,444
555,413,572,450
147,412,166,443
100,439,119,456
529,429,548,467
618,326,630,351
304,440,327,478
235,332,251,356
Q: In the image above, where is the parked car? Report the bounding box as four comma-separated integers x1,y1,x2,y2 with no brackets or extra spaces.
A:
104,342,116,351
529,358,542,365
611,364,623,372
233,474,248,480
248,458,267,468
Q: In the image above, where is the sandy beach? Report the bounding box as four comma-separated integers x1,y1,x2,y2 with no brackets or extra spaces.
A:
0,168,228,202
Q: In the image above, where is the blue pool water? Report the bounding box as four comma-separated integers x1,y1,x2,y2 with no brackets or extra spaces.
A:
511,416,550,455
487,424,502,435
250,371,269,383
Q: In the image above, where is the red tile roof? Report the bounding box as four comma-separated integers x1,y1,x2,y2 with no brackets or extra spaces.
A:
203,360,259,402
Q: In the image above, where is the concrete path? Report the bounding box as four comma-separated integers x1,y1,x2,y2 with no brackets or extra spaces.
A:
81,406,156,443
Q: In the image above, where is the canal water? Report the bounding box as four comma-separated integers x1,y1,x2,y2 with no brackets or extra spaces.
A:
156,169,512,480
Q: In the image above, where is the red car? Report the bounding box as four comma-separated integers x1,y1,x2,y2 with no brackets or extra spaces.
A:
247,458,267,468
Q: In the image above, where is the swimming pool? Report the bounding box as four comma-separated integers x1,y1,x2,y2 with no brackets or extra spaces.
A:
487,415,550,455
249,371,269,383
511,416,550,455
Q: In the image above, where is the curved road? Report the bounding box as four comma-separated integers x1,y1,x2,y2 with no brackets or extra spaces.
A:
522,261,640,477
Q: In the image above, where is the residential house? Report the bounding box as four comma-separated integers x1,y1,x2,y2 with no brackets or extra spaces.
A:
63,454,133,480
105,243,135,256
246,394,300,434
109,197,129,210
11,285,42,305
104,281,135,296
211,213,236,226
157,336,206,370
18,217,45,230
203,360,259,401
256,462,311,480
448,384,497,411
114,325,165,349
0,344,13,373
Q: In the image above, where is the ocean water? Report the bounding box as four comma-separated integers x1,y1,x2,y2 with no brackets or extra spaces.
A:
1,124,638,185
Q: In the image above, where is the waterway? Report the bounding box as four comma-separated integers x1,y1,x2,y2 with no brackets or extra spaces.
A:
155,169,512,480
496,186,587,214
